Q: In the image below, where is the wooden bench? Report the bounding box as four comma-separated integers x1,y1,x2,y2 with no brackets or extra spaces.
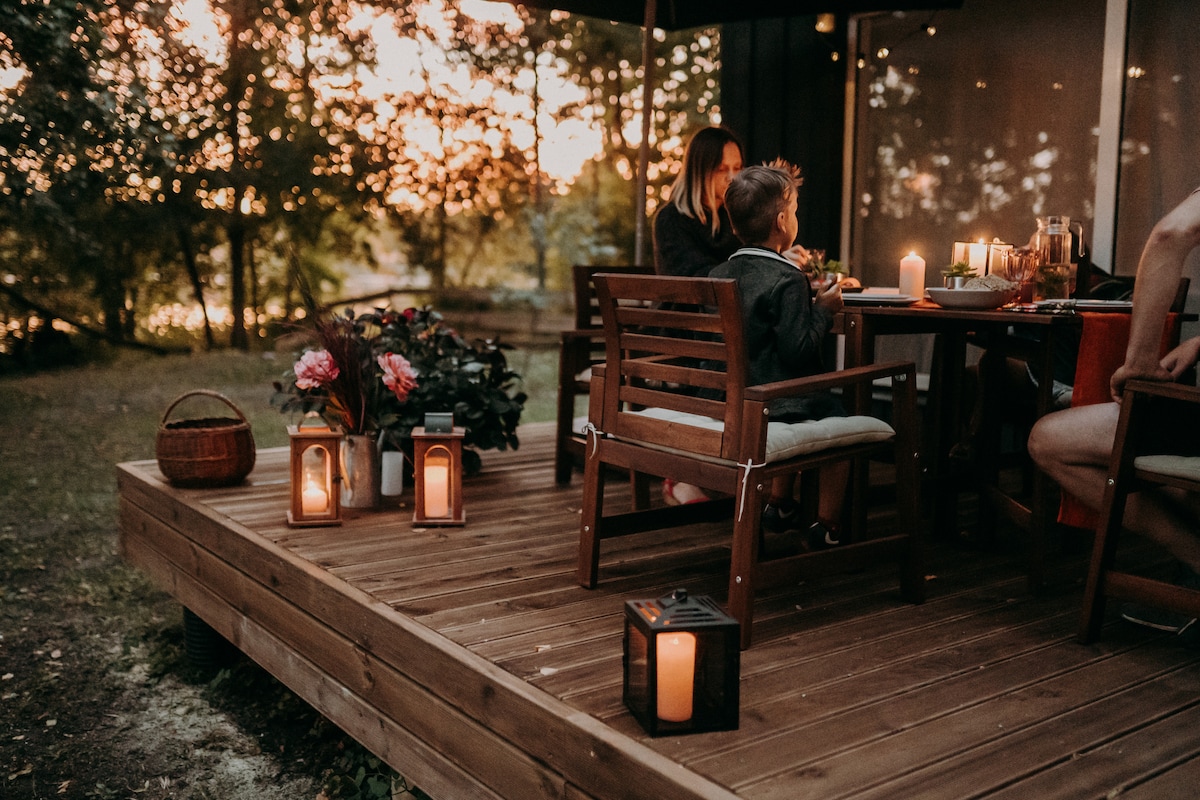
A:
578,273,926,648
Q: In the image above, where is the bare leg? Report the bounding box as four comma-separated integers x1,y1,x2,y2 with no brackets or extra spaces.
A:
1029,403,1200,572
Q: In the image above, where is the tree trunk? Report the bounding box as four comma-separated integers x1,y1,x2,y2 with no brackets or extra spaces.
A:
228,213,248,350
176,219,214,350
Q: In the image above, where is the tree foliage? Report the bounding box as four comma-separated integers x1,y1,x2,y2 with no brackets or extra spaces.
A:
0,0,723,358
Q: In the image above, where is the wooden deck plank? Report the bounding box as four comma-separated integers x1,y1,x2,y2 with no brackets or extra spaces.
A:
1116,752,1200,800
117,441,743,800
116,422,1200,800
980,702,1200,799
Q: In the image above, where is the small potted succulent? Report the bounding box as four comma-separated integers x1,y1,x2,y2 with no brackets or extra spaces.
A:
942,261,972,289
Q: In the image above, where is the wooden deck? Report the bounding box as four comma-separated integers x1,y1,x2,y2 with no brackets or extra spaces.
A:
116,422,1200,800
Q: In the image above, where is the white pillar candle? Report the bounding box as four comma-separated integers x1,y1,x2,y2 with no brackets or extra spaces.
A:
656,631,696,722
899,251,926,298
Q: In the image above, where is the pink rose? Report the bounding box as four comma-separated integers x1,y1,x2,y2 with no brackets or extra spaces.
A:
378,353,418,403
294,349,339,389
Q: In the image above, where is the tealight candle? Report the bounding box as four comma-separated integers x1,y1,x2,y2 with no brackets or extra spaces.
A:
302,477,328,514
899,251,926,299
656,631,696,722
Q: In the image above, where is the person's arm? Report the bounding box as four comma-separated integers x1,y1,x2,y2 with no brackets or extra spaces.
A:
1110,190,1200,400
775,272,838,369
1160,336,1200,380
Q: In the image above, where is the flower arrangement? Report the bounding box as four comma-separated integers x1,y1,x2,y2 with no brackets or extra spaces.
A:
272,307,527,475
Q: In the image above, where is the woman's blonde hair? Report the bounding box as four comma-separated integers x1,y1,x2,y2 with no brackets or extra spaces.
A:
667,126,744,236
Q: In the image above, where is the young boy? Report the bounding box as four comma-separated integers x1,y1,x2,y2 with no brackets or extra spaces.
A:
708,159,846,547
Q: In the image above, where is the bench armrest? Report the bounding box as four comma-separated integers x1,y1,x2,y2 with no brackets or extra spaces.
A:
1123,379,1200,405
745,361,916,403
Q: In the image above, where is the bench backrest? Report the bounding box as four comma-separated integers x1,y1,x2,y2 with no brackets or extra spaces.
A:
592,273,749,462
571,264,653,331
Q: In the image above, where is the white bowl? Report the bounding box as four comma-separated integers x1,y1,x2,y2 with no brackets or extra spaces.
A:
926,287,1015,310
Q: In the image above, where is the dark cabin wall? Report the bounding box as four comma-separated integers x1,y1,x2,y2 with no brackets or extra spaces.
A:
720,16,846,259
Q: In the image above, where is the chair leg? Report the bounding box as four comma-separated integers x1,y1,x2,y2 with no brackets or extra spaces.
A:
577,441,607,588
1078,483,1130,643
728,480,766,650
895,444,926,604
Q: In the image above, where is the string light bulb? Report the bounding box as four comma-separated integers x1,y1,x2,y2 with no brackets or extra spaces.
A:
815,13,836,34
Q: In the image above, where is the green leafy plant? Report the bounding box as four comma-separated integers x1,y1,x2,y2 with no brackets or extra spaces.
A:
272,307,527,475
823,259,845,275
943,261,972,278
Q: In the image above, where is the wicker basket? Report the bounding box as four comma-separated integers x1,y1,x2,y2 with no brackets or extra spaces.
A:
156,390,256,488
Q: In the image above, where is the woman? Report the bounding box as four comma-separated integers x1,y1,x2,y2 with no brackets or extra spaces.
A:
652,127,745,505
653,125,745,278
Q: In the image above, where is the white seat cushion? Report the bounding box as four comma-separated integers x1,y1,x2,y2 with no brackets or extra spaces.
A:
1135,455,1200,483
623,407,894,464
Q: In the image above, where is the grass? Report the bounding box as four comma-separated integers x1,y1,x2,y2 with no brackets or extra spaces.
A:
0,342,559,797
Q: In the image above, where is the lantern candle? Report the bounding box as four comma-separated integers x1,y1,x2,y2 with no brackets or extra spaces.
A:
899,251,926,298
424,462,450,518
656,631,696,722
302,477,328,514
968,239,988,274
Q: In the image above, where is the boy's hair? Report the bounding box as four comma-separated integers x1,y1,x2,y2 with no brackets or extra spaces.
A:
724,159,803,246
667,125,744,235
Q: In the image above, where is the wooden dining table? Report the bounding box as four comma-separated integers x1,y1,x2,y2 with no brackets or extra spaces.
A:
835,298,1115,590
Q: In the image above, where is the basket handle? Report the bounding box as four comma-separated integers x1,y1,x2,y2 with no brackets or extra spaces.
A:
161,389,249,426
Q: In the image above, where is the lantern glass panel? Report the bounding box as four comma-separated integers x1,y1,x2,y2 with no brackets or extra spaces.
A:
301,445,332,514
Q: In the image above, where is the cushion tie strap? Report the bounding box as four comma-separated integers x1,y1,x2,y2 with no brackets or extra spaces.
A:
737,459,764,521
582,422,603,458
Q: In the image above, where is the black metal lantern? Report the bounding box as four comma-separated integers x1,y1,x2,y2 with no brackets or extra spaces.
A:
623,589,739,736
286,417,341,527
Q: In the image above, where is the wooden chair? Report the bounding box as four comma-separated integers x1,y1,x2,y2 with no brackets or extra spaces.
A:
578,273,926,649
1078,379,1200,643
555,264,652,485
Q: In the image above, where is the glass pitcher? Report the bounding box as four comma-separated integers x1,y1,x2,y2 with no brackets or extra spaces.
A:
1030,216,1074,300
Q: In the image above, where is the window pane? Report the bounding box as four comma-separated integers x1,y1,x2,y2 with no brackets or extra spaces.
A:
852,0,1105,288
1116,0,1200,277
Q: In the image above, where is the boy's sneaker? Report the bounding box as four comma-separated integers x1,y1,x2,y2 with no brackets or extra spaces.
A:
761,502,801,534
806,521,842,550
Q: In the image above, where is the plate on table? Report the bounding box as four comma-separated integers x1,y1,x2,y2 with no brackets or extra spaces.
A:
1053,299,1133,312
926,287,1015,310
841,292,918,306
